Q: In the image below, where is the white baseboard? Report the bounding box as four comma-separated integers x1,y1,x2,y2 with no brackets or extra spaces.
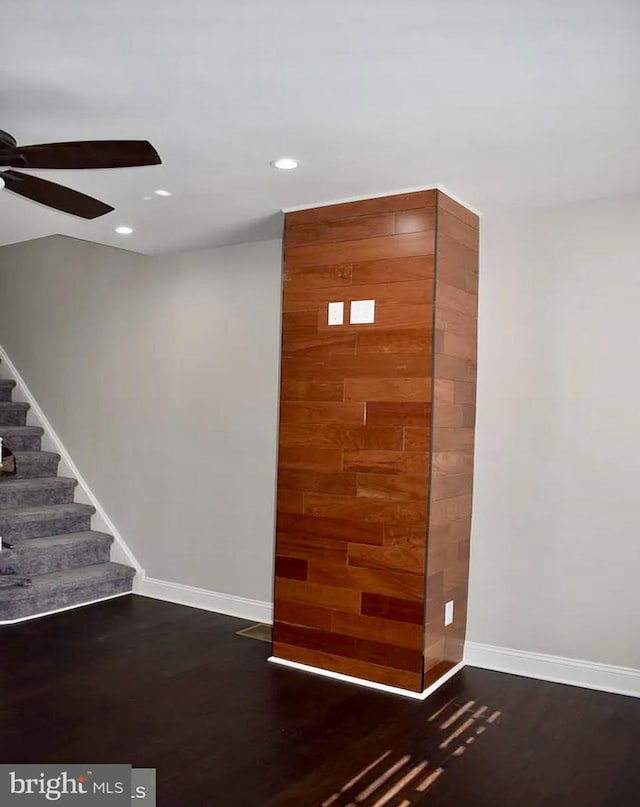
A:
0,342,144,576
269,656,465,700
138,576,273,624
465,641,640,698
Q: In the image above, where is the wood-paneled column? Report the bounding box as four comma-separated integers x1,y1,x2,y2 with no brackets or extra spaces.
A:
271,190,479,695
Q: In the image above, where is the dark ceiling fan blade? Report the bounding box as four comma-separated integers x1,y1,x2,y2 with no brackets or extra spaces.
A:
0,140,161,169
1,170,114,219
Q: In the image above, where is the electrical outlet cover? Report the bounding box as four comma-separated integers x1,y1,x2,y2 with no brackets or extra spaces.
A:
350,299,375,324
444,600,454,626
328,301,344,326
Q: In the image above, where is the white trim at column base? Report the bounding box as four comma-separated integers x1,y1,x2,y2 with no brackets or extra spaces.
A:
268,656,465,700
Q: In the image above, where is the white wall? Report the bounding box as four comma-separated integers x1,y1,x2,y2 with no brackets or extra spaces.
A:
469,193,640,669
0,235,283,602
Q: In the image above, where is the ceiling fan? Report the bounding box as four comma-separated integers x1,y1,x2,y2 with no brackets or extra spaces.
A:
0,129,161,219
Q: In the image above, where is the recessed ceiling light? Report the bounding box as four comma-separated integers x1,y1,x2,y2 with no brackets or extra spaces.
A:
271,157,300,170
153,189,172,196
142,195,153,200
114,226,134,235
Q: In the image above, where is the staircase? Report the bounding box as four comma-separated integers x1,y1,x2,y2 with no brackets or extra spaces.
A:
0,377,135,622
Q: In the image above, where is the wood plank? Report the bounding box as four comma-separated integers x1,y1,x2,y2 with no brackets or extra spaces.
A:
383,524,427,547
276,533,348,565
432,451,474,474
282,354,430,381
429,494,473,527
433,355,477,382
274,622,423,673
275,556,308,581
278,446,343,472
437,191,479,230
274,577,361,612
277,512,384,544
280,380,344,402
366,402,431,427
356,328,432,355
436,305,477,337
437,233,478,272
309,561,425,602
434,255,472,292
440,330,477,360
436,281,477,318
344,378,430,402
272,641,423,691
432,428,475,451
286,213,395,246
274,601,333,631
394,208,436,234
280,401,365,425
282,310,318,338
404,428,430,452
278,468,357,496
279,423,403,450
285,191,437,225
282,333,357,357
434,379,456,402
430,473,474,500
287,232,435,270
432,403,475,428
361,592,424,624
356,473,427,501
304,492,427,524
453,381,477,405
284,262,352,290
343,450,428,476
437,208,480,250
277,489,304,514
348,544,425,574
284,277,434,312
350,255,434,285
331,611,423,650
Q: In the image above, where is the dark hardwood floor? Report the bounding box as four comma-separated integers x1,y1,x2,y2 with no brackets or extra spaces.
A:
1,595,638,806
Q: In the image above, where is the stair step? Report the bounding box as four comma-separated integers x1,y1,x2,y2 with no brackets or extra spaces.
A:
0,426,44,452
1,531,113,576
0,477,77,507
1,451,60,479
0,401,30,426
0,379,16,402
0,562,135,622
0,503,95,542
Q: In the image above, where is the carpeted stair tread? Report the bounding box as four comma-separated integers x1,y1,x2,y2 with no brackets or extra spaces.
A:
0,401,30,426
0,451,60,479
3,531,113,576
0,502,94,519
0,425,44,451
0,379,16,401
0,503,95,541
0,562,135,621
0,477,78,507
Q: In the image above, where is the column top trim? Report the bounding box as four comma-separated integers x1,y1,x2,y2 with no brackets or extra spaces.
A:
281,184,482,218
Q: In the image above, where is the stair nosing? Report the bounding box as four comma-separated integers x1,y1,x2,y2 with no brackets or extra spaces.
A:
0,502,95,518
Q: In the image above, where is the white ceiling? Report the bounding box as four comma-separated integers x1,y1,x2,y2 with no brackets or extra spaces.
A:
2,0,639,255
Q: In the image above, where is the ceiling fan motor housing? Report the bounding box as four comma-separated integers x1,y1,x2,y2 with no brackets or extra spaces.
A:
0,130,18,154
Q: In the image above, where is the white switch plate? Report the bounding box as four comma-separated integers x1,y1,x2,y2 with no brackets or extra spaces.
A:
328,301,344,326
444,600,454,626
350,299,375,324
